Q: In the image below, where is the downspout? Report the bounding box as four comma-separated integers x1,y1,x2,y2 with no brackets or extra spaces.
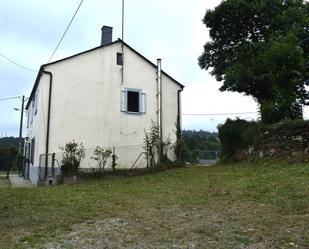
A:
157,59,162,164
177,87,183,161
177,88,183,124
42,70,53,180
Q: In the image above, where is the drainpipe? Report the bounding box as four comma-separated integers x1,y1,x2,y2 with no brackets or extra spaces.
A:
42,70,53,180
177,88,183,124
157,59,162,163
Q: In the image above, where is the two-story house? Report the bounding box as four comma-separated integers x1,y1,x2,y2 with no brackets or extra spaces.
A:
24,26,184,185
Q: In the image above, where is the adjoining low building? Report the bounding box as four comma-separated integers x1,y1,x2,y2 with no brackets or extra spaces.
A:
24,26,184,185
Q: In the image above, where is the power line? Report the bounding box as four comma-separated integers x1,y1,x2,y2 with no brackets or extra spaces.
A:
48,0,85,63
0,52,37,73
0,96,21,101
182,111,258,116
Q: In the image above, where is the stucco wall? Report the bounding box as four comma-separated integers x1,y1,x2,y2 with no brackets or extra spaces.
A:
26,42,182,182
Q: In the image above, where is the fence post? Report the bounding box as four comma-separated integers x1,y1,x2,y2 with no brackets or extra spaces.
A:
52,153,55,176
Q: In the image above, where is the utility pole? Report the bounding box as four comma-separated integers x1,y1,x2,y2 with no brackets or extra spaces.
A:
18,95,25,176
19,95,24,138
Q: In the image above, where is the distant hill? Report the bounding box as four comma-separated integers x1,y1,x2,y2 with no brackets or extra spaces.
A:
182,130,218,139
0,137,23,147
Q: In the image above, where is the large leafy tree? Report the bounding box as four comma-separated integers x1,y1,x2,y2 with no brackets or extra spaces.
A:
199,0,309,124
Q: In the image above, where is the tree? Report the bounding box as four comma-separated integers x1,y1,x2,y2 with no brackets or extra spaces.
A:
199,0,309,124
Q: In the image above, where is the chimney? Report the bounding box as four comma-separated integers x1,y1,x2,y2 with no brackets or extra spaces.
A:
101,26,113,46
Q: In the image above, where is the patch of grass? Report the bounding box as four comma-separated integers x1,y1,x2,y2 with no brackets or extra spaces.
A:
0,161,308,248
0,178,10,187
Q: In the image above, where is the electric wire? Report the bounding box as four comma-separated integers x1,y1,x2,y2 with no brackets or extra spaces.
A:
0,96,21,101
47,0,85,63
182,111,258,116
0,52,37,72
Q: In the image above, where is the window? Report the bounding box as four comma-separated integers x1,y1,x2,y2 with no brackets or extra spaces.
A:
121,88,146,114
30,98,35,124
117,53,123,65
127,91,139,112
34,89,39,115
30,138,35,164
27,110,30,128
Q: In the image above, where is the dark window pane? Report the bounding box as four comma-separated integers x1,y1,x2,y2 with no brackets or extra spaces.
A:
117,53,123,65
127,91,139,112
31,138,35,164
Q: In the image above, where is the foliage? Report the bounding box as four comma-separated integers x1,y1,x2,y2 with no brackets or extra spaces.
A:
0,137,23,147
59,140,85,175
218,118,262,160
143,121,171,167
199,0,309,124
0,137,23,172
174,114,184,161
0,145,19,172
144,122,160,167
112,152,117,172
269,118,309,130
91,146,112,172
182,130,220,162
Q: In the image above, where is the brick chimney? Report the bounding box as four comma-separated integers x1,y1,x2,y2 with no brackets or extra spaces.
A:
101,26,113,46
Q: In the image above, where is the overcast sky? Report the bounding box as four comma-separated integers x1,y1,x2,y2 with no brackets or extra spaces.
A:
1,0,307,137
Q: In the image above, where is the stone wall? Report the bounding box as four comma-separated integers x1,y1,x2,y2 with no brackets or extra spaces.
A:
260,123,309,159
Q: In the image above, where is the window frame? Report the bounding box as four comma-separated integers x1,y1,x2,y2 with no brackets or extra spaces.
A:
34,89,39,115
30,138,35,164
121,87,146,114
116,52,123,65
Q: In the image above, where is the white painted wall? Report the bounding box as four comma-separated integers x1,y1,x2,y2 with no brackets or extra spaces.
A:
26,41,182,183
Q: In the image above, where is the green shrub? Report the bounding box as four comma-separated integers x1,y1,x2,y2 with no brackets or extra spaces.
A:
218,119,262,160
270,118,309,129
59,141,85,175
91,146,112,172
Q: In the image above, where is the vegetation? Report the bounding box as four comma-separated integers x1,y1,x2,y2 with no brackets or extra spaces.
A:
91,146,112,172
0,137,22,147
174,114,184,161
182,130,220,162
0,137,21,174
199,0,309,124
58,140,85,175
0,161,308,248
218,118,309,161
143,121,171,167
218,119,262,160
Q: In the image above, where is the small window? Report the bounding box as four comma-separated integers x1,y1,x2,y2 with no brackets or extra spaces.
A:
30,138,35,164
121,88,146,114
117,53,123,65
27,111,30,128
34,90,39,115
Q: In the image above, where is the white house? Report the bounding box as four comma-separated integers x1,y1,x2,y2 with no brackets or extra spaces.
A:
24,26,184,185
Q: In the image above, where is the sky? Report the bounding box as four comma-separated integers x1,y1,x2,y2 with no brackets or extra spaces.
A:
0,0,307,137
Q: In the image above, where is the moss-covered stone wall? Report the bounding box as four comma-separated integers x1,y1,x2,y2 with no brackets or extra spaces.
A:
261,123,309,159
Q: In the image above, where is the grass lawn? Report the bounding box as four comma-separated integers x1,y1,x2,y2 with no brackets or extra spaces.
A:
0,161,308,249
0,178,10,187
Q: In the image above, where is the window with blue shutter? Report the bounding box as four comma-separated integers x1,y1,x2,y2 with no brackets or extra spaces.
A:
121,88,146,114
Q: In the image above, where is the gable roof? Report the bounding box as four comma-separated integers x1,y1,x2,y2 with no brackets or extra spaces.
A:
26,40,184,109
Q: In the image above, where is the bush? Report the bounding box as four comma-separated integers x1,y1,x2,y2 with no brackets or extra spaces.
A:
91,146,112,172
59,141,85,175
218,119,262,160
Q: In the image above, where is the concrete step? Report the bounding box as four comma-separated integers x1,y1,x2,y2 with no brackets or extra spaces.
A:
9,175,34,187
